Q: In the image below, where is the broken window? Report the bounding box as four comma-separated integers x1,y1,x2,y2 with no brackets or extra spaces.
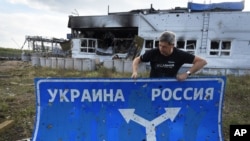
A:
177,40,185,49
177,40,196,54
221,41,231,56
154,40,159,48
88,39,96,53
145,40,153,49
113,38,133,53
186,40,196,54
209,40,231,56
80,39,96,53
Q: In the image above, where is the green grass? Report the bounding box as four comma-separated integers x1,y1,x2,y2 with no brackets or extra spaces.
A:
222,75,250,140
0,47,24,57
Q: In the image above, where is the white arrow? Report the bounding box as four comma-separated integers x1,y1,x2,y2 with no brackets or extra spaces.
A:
151,107,181,126
118,109,150,126
118,107,181,141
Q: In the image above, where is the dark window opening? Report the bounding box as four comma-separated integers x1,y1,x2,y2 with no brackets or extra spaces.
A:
154,41,159,48
177,40,196,54
210,41,220,49
177,41,185,49
145,40,153,49
74,27,138,55
186,40,196,49
210,40,231,56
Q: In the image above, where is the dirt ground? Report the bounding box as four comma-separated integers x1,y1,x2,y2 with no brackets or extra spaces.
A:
0,61,22,71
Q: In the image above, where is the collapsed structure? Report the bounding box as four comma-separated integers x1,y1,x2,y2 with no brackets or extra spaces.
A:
21,36,70,57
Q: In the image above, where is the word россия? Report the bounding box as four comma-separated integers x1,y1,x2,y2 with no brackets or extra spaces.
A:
47,87,214,102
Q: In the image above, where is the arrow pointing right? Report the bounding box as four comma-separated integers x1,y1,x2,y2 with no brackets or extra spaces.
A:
151,107,181,126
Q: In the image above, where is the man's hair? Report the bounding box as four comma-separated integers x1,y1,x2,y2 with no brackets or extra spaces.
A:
159,31,175,45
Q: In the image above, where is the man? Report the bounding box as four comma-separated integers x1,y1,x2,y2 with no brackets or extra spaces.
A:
131,31,207,81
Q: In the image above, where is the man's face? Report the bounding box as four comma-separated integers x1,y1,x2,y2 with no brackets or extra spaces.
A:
159,41,174,56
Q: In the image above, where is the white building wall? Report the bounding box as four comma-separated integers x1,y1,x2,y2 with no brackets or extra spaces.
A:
138,11,250,69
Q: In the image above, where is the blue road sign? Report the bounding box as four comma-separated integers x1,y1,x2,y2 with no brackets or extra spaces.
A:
33,77,226,141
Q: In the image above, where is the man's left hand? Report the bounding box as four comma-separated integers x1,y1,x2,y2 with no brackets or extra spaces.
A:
176,73,189,81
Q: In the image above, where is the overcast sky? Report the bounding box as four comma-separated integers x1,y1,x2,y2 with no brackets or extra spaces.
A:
0,0,249,49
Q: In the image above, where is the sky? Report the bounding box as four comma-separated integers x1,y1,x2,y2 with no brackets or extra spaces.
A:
0,0,249,49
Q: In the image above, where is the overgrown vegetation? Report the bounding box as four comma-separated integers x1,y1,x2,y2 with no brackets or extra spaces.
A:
0,60,249,141
0,47,24,58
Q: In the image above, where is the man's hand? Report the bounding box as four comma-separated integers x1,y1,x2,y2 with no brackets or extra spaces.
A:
131,72,138,79
131,57,141,79
176,72,189,81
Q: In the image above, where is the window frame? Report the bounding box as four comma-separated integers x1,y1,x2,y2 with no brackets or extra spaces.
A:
209,40,231,56
176,40,196,54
